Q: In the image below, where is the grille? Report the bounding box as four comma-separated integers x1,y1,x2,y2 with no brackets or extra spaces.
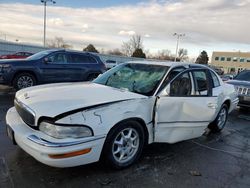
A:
235,86,250,96
14,99,35,127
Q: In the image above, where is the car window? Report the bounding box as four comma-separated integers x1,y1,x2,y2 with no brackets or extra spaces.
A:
88,56,97,64
192,70,208,96
158,66,186,93
70,54,96,64
210,71,220,87
170,72,192,96
47,53,68,64
167,67,186,81
234,71,250,81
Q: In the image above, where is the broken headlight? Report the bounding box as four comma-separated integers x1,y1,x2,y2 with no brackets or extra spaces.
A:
39,121,93,139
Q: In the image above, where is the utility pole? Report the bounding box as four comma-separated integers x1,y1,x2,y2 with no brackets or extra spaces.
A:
173,33,185,62
41,0,56,47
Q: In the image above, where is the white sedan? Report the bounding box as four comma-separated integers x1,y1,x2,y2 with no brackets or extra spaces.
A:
6,61,238,169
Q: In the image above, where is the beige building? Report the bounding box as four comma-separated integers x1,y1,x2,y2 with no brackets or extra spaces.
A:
211,51,250,74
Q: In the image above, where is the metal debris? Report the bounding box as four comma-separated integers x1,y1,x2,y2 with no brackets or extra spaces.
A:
98,178,112,186
189,170,202,176
238,115,250,121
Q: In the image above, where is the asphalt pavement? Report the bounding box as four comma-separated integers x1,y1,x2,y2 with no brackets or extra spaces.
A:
0,85,250,188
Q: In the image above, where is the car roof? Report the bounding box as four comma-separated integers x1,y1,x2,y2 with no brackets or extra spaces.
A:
127,60,207,68
45,49,96,56
239,69,250,73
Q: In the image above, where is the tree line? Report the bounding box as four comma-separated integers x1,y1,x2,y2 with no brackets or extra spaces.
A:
47,35,209,64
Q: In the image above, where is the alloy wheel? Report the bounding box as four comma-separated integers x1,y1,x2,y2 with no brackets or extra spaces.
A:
217,107,227,129
112,128,140,163
17,76,34,89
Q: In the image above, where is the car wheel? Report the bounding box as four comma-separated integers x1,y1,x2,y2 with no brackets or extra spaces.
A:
103,120,145,169
209,104,228,133
13,73,36,90
87,73,98,81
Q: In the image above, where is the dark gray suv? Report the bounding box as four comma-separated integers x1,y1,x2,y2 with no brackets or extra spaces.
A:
227,70,250,109
0,49,106,90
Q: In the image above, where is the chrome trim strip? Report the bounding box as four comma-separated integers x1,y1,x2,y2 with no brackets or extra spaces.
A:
236,86,250,96
232,98,239,104
157,121,209,124
27,135,106,147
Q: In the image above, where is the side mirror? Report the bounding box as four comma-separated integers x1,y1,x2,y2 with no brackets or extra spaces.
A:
44,57,51,64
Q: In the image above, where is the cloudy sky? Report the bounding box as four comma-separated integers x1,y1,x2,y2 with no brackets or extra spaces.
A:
0,0,249,58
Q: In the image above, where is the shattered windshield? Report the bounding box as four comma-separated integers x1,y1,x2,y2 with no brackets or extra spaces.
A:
93,63,169,96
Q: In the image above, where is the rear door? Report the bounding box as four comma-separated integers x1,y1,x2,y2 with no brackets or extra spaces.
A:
67,53,98,81
154,68,218,143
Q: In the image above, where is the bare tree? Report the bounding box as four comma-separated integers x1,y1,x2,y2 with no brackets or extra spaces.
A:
148,49,184,62
154,49,176,61
178,48,188,61
47,37,72,49
157,49,171,59
107,49,124,56
122,35,144,56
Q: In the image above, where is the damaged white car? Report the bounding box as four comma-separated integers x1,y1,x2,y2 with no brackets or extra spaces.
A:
6,61,238,169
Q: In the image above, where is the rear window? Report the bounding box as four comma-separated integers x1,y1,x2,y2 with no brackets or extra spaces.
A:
70,54,96,64
234,71,250,81
192,70,208,95
210,71,220,87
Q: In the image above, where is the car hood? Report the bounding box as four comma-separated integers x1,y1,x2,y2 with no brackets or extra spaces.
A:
227,80,250,87
0,58,31,63
15,82,147,120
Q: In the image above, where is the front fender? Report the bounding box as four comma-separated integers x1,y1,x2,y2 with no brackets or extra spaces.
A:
55,98,155,143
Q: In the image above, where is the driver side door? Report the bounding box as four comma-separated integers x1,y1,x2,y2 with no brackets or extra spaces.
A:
39,52,72,83
154,68,218,143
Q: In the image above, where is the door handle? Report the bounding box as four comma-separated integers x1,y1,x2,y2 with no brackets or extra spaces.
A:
207,102,217,109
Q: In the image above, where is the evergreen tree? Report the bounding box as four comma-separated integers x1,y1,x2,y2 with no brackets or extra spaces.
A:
83,44,99,53
131,48,146,58
195,50,209,64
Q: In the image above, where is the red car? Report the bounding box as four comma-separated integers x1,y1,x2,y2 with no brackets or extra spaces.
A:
0,52,33,59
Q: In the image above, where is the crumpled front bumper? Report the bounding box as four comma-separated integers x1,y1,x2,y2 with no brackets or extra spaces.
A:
5,107,106,168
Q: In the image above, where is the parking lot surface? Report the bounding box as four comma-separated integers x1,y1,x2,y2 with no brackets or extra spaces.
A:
0,85,250,188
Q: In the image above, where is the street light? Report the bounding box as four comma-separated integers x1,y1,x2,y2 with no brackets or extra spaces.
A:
41,0,56,47
173,33,185,62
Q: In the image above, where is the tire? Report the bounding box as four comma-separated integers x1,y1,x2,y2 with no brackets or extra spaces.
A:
13,73,36,90
208,104,228,133
102,120,145,169
87,73,98,81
